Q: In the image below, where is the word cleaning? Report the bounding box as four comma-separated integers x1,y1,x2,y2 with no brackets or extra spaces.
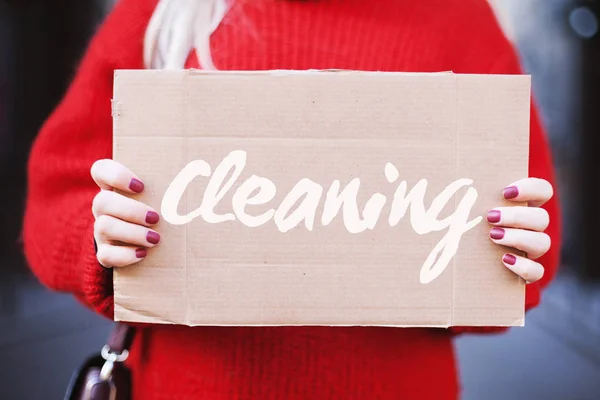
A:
160,150,483,284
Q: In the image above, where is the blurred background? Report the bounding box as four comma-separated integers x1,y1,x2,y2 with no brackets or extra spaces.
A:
1,0,599,399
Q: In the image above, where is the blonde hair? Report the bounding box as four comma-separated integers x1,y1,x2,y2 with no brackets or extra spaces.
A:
143,0,231,70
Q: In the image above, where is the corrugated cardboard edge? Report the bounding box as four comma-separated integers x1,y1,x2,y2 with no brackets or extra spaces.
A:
511,71,531,328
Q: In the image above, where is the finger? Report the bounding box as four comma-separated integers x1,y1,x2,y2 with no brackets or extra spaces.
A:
502,178,553,207
96,243,148,268
95,215,161,247
486,206,549,232
501,253,544,284
489,227,551,259
91,159,145,193
92,190,160,226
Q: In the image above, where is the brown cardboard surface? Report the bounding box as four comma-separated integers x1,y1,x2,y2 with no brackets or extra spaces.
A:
112,69,530,327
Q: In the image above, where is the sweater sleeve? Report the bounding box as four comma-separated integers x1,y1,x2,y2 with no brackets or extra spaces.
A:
22,0,153,320
449,11,562,335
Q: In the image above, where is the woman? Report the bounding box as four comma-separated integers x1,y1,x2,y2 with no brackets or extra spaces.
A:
23,0,561,398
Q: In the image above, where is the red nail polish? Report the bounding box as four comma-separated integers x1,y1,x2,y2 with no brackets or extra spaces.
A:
490,227,505,240
129,178,144,193
136,248,147,258
147,231,160,244
146,211,160,224
487,210,501,223
503,186,518,199
503,254,516,265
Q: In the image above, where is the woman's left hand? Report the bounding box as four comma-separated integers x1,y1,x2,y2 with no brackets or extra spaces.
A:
487,178,554,284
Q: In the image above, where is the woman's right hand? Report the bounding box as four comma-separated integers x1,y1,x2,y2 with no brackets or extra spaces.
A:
91,159,161,268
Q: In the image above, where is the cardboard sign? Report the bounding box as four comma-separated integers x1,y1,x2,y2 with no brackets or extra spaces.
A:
112,69,530,327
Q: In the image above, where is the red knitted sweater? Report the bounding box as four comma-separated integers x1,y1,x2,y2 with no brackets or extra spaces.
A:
23,0,561,399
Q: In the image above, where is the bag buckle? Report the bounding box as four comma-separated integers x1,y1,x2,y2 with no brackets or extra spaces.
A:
100,345,129,381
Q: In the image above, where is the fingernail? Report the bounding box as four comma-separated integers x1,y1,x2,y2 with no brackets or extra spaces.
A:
136,248,147,258
146,211,160,224
490,227,505,240
146,231,160,244
503,254,517,265
487,210,501,223
129,178,144,193
503,186,518,199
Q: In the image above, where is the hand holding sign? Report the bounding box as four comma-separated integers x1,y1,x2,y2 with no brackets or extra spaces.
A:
487,178,553,283
91,159,160,268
